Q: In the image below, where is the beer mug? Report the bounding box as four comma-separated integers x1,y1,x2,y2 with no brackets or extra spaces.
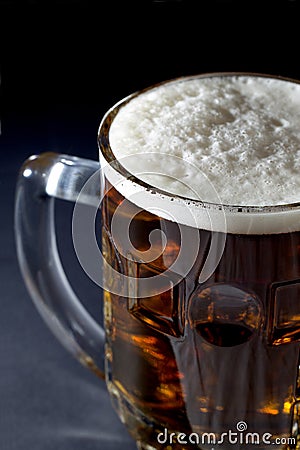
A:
15,73,300,449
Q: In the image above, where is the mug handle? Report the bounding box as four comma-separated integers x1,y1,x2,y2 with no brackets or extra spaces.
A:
14,152,105,379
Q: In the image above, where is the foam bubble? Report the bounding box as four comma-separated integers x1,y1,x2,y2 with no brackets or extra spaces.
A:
105,74,300,233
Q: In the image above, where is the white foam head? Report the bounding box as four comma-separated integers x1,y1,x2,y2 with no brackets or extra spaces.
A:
101,74,300,234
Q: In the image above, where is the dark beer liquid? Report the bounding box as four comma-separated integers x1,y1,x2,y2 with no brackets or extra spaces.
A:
102,181,300,450
195,322,253,347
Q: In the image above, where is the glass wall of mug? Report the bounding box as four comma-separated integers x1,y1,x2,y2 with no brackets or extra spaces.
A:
97,73,300,450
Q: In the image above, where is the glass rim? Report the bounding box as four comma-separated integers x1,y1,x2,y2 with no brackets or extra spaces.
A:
97,71,300,215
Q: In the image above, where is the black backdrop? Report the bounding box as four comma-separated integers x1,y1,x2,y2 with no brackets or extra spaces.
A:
1,1,300,449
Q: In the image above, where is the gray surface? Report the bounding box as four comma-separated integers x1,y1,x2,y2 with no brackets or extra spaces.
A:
1,147,137,450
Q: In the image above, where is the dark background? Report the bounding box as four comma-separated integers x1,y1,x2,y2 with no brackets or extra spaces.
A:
1,1,300,449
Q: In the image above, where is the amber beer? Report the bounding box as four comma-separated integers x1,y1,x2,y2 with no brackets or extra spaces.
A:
98,74,300,449
101,182,300,450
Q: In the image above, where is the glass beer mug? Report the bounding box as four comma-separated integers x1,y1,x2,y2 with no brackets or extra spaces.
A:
15,73,300,449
